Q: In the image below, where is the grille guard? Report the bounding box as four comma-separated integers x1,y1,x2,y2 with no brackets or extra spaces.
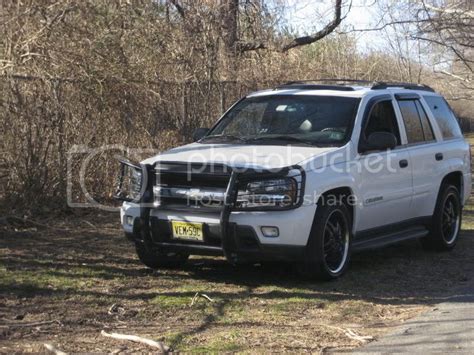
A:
114,158,148,203
119,159,306,262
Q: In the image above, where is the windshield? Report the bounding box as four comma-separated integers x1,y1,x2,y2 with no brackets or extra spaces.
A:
203,95,361,146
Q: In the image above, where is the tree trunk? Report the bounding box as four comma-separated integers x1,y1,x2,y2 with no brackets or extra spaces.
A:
220,0,239,54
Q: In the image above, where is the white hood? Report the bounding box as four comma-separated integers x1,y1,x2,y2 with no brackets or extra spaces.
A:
142,143,339,170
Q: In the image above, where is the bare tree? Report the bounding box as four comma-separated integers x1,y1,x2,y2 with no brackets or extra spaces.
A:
343,0,472,100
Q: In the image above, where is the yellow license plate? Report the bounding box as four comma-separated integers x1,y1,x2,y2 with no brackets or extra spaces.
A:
171,221,204,241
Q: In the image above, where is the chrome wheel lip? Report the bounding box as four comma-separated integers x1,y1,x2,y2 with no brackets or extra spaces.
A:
323,209,350,274
442,192,461,245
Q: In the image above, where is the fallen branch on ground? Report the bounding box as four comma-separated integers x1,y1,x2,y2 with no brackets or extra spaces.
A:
325,325,374,343
190,292,214,306
200,294,214,302
5,216,71,231
108,303,126,315
101,330,170,353
82,219,97,229
1,320,62,328
44,343,68,355
343,328,374,343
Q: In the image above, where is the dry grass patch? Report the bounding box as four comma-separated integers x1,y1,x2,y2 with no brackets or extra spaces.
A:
2,157,474,352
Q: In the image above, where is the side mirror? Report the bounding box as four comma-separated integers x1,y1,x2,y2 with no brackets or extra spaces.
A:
365,132,397,151
193,127,209,142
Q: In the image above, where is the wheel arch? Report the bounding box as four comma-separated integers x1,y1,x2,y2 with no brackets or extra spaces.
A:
316,186,356,233
440,171,464,201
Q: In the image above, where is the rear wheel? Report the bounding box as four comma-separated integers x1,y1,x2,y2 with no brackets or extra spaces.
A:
421,184,462,251
135,243,189,269
300,202,352,280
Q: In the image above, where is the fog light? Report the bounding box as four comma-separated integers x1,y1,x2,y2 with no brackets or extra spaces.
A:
261,226,279,238
126,215,134,226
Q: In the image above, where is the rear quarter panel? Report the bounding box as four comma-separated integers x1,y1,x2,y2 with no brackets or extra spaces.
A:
435,138,471,206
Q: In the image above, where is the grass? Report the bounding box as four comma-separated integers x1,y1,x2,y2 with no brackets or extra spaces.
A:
150,294,191,308
2,219,473,353
1,134,473,352
0,267,96,293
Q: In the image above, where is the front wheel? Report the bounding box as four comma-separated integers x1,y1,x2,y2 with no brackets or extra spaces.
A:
299,203,352,280
135,243,189,269
421,184,462,251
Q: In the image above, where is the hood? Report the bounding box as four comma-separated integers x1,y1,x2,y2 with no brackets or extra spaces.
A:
142,143,339,170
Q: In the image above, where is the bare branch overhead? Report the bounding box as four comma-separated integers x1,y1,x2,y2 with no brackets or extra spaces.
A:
168,0,185,18
238,0,344,53
424,3,474,18
279,0,343,52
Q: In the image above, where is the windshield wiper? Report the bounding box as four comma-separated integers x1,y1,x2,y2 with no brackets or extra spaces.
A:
246,135,315,146
200,134,247,142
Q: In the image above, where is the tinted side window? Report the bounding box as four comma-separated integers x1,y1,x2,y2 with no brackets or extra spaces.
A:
415,101,434,141
424,96,462,139
363,100,401,145
398,100,425,144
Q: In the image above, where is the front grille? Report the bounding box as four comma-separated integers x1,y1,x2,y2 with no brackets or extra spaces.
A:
154,162,231,210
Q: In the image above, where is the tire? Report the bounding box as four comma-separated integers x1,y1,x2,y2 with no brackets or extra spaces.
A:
135,243,189,269
421,184,462,251
299,202,352,280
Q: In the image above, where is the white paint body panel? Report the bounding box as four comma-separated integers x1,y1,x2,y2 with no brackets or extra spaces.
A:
142,143,338,170
353,149,413,231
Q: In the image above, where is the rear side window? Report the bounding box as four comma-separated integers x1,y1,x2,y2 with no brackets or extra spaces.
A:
398,100,425,144
415,101,434,141
424,96,462,139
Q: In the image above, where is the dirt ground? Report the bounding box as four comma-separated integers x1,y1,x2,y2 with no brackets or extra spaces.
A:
1,203,474,354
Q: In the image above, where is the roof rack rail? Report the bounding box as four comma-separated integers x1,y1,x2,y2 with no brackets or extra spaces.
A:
276,79,377,91
276,83,355,91
275,79,436,93
282,79,375,86
285,79,374,84
371,82,435,92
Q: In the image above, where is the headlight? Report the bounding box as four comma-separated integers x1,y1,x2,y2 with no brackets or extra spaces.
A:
115,160,143,202
236,177,298,209
128,168,142,200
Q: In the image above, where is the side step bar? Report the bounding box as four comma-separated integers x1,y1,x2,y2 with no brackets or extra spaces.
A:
353,226,429,252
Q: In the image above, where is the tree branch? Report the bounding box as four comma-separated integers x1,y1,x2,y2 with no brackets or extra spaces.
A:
411,36,473,72
279,0,343,52
425,4,474,18
238,0,344,53
340,19,431,34
435,70,471,82
236,41,266,52
168,0,185,19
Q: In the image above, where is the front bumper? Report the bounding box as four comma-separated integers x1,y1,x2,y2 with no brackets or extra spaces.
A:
118,163,311,263
123,213,306,262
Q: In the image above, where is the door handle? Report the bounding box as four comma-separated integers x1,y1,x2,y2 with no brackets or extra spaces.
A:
399,159,408,168
435,153,444,161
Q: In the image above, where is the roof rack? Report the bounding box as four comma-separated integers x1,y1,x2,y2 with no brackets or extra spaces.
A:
277,79,377,91
277,83,355,91
371,82,435,92
284,79,375,85
275,79,435,93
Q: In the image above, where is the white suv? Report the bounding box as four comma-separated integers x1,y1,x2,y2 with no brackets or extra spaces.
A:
117,81,471,280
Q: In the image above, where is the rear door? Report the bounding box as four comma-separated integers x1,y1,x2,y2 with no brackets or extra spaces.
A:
395,94,440,219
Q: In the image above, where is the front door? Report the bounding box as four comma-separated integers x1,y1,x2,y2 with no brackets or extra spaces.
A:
354,96,413,232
